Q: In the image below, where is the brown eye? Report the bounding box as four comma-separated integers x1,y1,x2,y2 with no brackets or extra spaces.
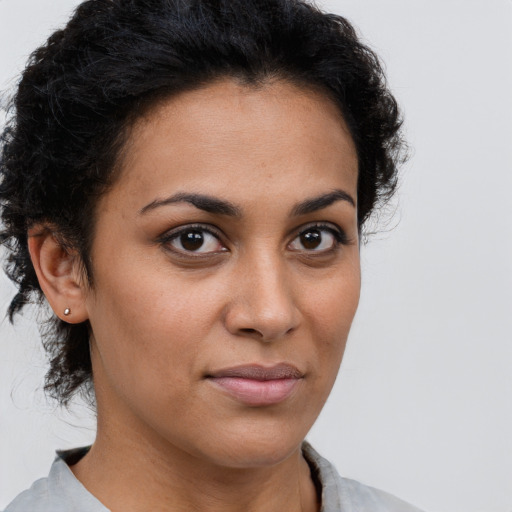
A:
288,225,341,252
300,229,322,249
180,231,205,251
167,227,226,254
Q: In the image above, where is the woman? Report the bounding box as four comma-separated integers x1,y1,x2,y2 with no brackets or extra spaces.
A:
0,0,421,510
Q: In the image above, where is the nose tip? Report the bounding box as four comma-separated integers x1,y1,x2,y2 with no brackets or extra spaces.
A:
225,303,299,342
234,308,297,342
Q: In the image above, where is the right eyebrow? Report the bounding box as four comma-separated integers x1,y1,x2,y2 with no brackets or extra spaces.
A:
138,192,242,217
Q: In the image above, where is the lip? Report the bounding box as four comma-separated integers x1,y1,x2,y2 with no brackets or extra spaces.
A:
206,363,304,407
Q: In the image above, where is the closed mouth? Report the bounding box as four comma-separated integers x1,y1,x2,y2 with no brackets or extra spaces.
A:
206,363,304,406
206,363,303,381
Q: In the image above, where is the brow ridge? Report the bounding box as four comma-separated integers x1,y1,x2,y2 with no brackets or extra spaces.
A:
139,192,241,216
140,189,355,218
291,189,355,216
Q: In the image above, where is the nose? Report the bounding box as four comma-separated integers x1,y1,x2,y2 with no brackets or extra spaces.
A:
223,254,301,342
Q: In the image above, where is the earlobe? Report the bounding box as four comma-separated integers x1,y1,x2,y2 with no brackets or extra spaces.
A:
27,225,89,323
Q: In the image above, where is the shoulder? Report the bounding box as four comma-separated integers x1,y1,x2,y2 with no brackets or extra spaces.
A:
334,476,424,512
3,448,108,512
302,442,425,512
3,476,52,512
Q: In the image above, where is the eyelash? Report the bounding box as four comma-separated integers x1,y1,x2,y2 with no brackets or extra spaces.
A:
288,223,348,253
158,222,348,257
158,223,226,257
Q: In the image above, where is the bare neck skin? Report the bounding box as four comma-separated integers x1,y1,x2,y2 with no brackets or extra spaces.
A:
71,376,319,512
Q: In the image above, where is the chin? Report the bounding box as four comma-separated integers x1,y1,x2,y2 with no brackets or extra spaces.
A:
209,441,302,469
188,420,309,469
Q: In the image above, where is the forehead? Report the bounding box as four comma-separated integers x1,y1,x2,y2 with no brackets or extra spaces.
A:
106,78,358,212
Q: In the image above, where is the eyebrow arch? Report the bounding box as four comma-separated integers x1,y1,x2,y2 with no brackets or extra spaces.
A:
140,189,354,217
291,189,355,216
139,192,241,217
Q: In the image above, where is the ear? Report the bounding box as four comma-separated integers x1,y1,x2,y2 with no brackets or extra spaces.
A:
27,225,89,323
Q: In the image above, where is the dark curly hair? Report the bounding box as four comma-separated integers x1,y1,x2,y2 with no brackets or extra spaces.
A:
0,0,405,405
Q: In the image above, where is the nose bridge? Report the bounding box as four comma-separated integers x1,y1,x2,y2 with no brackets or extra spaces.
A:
250,250,290,310
225,245,299,341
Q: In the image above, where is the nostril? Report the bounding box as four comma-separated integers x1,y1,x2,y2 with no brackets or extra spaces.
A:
224,298,300,342
239,328,260,335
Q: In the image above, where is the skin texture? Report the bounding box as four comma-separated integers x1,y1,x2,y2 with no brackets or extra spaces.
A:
28,79,360,512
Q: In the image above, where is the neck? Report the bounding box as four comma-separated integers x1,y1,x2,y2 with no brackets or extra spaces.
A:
71,415,319,512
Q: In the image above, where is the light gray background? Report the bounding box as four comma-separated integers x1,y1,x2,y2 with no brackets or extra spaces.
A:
1,1,511,511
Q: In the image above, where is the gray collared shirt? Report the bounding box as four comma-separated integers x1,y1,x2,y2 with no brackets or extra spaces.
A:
4,443,424,511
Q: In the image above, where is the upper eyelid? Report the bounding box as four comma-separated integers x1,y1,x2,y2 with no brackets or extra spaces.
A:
158,223,224,242
288,223,349,253
159,224,228,257
289,221,345,238
157,221,347,246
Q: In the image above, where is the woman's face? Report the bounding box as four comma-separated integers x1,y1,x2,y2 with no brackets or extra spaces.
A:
83,79,360,467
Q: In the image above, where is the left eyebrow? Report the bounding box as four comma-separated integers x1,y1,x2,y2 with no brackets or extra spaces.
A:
291,189,355,216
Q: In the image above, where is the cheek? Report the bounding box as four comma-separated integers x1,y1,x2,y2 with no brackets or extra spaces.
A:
301,262,361,375
87,273,210,430
87,253,227,380
304,262,360,335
